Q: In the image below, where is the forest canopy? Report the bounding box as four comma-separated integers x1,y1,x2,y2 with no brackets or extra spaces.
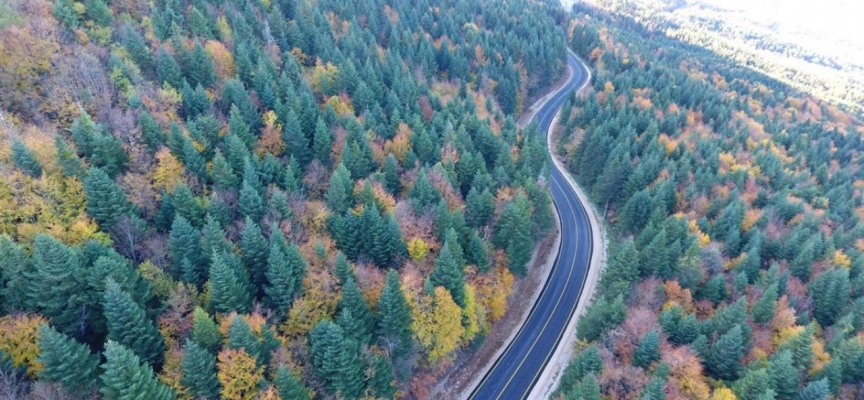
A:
556,5,864,400
0,0,568,398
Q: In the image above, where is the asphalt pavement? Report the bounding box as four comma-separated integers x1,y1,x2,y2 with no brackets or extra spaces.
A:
468,52,593,400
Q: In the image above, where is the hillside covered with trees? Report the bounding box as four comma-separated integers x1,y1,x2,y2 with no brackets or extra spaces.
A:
555,5,864,400
0,0,568,398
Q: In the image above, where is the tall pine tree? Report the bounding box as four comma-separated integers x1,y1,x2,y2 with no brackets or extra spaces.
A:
377,270,414,360
240,217,269,297
84,167,132,228
208,251,251,314
429,243,466,307
180,340,221,400
104,278,165,367
27,234,87,336
37,324,100,393
264,228,306,317
100,341,176,400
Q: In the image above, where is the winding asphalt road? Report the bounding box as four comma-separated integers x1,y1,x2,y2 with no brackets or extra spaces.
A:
468,51,593,400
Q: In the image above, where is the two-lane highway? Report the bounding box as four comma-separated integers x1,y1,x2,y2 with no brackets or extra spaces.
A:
469,51,593,400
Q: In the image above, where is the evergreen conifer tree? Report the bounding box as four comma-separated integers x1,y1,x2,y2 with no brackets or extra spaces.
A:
377,270,414,359
282,110,311,166
633,330,660,369
797,379,829,400
240,217,269,297
493,194,533,275
429,243,466,307
732,368,775,400
326,163,354,214
191,307,222,353
156,48,183,89
239,179,265,222
409,170,440,212
180,340,221,400
274,365,310,400
771,350,799,400
100,341,176,400
465,187,494,228
27,234,87,336
84,167,132,228
208,251,251,314
169,216,202,282
334,251,354,285
201,214,234,264
104,278,165,367
55,136,85,178
11,138,42,178
338,278,375,344
37,324,100,392
369,353,397,399
172,183,205,227
313,118,332,166
600,240,640,300
211,149,239,189
706,324,743,381
227,316,262,364
53,0,79,27
809,268,850,327
186,42,216,88
383,154,401,194
264,229,306,317
309,320,344,393
752,283,779,324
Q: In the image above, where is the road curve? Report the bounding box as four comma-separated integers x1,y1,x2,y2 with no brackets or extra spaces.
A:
468,51,593,400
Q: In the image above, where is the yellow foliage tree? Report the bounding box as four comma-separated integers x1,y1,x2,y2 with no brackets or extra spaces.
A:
384,123,412,164
157,344,189,399
326,95,354,116
834,250,852,269
711,387,737,400
689,220,711,247
151,147,185,193
429,287,465,363
407,238,429,262
309,62,339,94
217,348,264,400
0,172,106,245
473,263,514,324
411,287,465,365
461,284,482,342
205,40,236,80
411,291,434,351
0,314,45,377
281,270,338,337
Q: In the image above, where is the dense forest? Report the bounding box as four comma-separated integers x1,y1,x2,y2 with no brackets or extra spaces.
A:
555,5,864,400
0,0,568,398
580,0,864,113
